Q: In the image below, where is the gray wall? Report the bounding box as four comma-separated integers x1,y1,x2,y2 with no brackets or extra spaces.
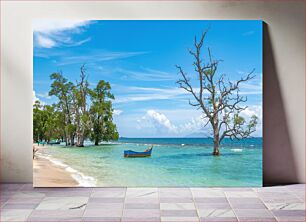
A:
1,1,305,185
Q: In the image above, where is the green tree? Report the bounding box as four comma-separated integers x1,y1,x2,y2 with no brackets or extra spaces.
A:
33,101,65,143
33,100,45,142
43,104,65,142
176,31,258,156
49,72,75,145
89,80,119,145
35,65,120,147
42,105,56,142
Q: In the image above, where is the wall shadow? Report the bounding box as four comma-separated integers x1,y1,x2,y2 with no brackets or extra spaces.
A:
263,22,298,186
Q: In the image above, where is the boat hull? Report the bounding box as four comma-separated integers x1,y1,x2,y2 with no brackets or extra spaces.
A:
124,148,152,158
48,141,60,145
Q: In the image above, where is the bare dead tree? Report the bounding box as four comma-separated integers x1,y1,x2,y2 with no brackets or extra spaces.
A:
176,31,258,156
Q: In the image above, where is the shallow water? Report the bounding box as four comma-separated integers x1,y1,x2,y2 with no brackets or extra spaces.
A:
39,138,262,187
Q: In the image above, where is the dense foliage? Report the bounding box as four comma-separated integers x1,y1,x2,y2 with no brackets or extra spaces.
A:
33,65,119,146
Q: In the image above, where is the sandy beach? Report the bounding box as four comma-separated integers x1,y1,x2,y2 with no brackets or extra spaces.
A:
33,145,78,187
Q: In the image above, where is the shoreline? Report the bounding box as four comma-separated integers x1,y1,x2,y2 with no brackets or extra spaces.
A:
33,156,79,187
33,144,79,187
32,141,261,187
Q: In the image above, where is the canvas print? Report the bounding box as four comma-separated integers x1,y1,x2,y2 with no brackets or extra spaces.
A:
33,20,262,187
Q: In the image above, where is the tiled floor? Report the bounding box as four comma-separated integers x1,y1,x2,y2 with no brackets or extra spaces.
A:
0,184,305,222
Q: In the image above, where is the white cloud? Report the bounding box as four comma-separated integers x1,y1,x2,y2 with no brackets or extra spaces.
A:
114,86,199,104
179,115,210,134
134,106,262,137
128,86,185,94
33,20,91,34
33,91,39,104
137,110,178,134
240,105,262,120
33,91,45,106
36,92,51,100
136,109,210,136
33,19,92,48
240,105,262,137
218,105,262,137
36,35,56,48
69,37,91,47
240,82,262,95
113,78,261,105
117,68,175,81
115,94,176,104
56,51,147,66
113,109,123,116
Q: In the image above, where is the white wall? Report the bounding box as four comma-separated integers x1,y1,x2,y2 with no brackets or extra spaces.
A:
1,1,305,184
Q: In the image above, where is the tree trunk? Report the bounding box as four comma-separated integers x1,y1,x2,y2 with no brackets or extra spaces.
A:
212,112,220,156
212,118,220,156
76,132,84,147
71,134,75,146
64,136,68,146
94,139,99,146
79,131,84,147
213,138,220,156
67,135,71,146
77,136,84,147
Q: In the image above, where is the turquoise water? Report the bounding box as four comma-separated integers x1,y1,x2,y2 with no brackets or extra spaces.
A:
39,138,262,187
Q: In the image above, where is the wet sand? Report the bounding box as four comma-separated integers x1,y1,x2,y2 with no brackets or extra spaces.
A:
33,146,78,187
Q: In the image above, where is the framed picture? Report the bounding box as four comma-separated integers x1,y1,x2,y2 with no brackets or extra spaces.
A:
33,20,262,187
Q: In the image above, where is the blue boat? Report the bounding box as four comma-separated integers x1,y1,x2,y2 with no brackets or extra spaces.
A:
48,140,60,145
124,146,153,158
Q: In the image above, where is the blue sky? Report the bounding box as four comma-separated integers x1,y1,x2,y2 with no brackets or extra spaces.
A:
33,20,262,138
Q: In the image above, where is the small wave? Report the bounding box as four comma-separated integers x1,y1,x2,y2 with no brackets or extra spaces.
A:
100,141,122,145
231,148,243,152
118,141,217,148
37,154,96,187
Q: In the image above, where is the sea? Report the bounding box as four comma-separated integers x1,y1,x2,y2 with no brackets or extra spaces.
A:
36,137,262,187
